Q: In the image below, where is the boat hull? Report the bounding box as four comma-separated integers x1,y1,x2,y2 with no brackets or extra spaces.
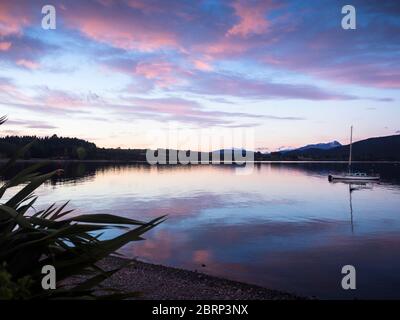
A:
328,174,380,182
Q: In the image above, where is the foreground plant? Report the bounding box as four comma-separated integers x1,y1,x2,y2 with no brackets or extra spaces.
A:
0,116,165,299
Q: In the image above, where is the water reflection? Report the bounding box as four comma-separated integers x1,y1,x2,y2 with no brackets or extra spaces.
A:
2,161,400,298
329,181,377,235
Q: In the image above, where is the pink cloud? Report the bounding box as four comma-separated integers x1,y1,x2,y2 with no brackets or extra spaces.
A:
112,96,267,126
191,38,264,68
0,79,84,116
259,23,400,89
0,36,49,71
0,1,31,37
103,57,193,90
0,41,12,51
0,0,49,70
135,61,183,87
227,0,277,37
0,82,102,116
0,77,36,105
6,119,57,129
37,88,100,109
16,59,40,70
183,72,358,100
96,0,115,7
316,62,400,89
193,59,213,71
200,39,250,56
133,97,202,116
126,0,161,12
0,77,18,93
262,46,400,90
63,3,178,51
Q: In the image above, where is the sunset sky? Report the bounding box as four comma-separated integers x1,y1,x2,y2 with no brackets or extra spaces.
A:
0,0,399,151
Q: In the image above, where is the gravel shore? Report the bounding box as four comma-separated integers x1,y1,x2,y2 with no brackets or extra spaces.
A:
73,256,302,300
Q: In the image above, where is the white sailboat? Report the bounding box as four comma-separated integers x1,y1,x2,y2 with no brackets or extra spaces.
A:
328,126,380,182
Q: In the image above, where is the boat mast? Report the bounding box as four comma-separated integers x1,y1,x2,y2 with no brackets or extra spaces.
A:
349,184,354,234
348,125,353,173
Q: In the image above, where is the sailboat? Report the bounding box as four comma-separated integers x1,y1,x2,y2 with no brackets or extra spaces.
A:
328,126,380,182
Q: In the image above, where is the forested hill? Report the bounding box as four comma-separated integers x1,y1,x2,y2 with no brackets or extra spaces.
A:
0,135,147,160
270,134,400,161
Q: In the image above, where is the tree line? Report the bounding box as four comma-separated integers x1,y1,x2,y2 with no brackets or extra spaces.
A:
0,135,146,160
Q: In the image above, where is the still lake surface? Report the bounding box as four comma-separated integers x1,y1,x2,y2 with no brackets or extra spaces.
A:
6,162,400,298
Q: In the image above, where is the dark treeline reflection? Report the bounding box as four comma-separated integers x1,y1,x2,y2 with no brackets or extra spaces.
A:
2,161,400,186
0,162,147,185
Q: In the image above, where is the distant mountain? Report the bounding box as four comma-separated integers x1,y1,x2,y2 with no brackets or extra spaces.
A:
295,141,342,152
215,148,248,154
277,135,400,161
280,141,341,153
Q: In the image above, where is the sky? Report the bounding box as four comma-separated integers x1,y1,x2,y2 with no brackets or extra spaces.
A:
0,0,399,152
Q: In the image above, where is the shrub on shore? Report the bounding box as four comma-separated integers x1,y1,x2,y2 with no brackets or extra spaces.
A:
0,116,165,299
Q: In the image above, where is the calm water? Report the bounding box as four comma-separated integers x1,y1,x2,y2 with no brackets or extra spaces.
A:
5,162,400,299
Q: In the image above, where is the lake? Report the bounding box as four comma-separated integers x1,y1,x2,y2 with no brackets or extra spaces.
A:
5,161,400,299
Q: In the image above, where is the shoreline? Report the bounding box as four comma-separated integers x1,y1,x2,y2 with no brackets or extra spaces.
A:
1,159,399,164
71,256,303,300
